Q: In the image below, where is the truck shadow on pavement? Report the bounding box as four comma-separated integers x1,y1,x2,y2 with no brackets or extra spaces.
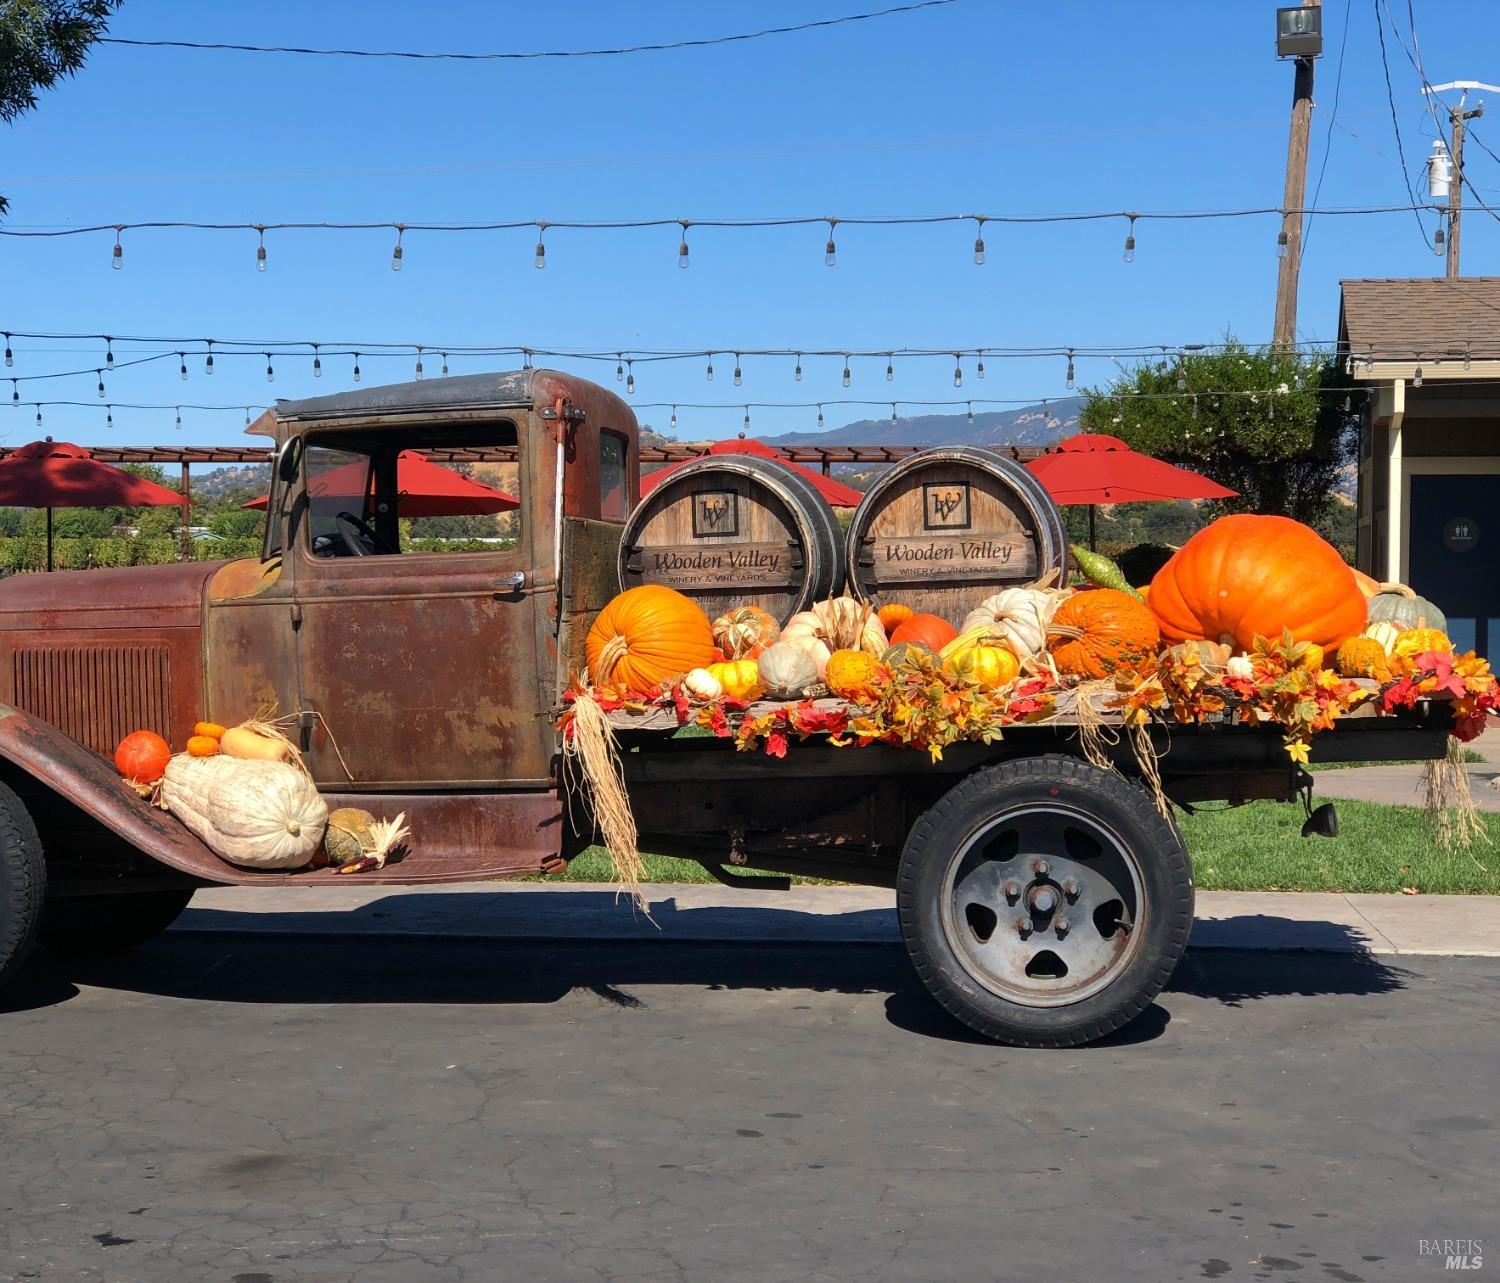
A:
3,917,1411,1048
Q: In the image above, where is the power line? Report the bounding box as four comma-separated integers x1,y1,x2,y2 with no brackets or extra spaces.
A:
1303,0,1354,255
1373,0,1434,248
97,1,956,61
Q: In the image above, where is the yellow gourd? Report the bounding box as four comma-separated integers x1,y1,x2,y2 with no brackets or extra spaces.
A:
706,659,763,702
1334,635,1390,681
945,642,1020,690
825,649,883,702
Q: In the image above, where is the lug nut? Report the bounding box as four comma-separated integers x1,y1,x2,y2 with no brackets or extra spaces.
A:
1055,918,1070,938
1014,917,1032,938
1062,878,1081,902
1032,858,1050,876
1002,881,1021,903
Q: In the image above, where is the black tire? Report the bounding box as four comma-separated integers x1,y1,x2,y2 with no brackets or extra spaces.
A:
39,888,194,955
897,754,1193,1048
0,780,47,995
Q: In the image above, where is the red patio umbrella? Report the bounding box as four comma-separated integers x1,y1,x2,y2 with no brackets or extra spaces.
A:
245,449,519,518
1025,434,1238,549
639,437,865,507
0,439,185,571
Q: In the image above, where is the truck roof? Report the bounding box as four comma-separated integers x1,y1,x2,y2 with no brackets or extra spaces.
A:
274,370,540,422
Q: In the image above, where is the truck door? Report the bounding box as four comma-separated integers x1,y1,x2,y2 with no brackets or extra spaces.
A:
290,420,556,791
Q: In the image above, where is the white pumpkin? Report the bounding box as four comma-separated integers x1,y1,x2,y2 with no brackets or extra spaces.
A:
960,587,1058,661
758,640,822,699
781,598,887,678
1362,619,1402,655
682,667,724,702
162,754,328,870
1225,654,1255,681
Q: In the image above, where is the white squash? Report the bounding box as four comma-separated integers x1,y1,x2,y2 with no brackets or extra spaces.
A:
681,667,724,702
1225,654,1255,681
960,587,1058,661
1362,619,1402,656
162,754,328,870
781,598,887,678
758,640,822,699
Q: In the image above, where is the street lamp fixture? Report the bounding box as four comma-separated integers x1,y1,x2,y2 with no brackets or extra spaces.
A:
1276,6,1322,59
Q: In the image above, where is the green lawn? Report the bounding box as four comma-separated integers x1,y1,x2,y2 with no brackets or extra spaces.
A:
556,797,1500,895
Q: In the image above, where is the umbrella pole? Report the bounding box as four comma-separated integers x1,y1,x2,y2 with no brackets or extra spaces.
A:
46,507,54,572
1088,505,1097,552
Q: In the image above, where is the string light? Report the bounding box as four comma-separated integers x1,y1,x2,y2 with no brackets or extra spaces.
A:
733,353,742,387
391,224,404,271
824,218,837,267
976,352,985,380
265,352,274,383
669,405,677,432
615,354,624,383
35,405,41,427
440,351,449,376
9,380,16,404
175,405,182,429
817,403,824,428
705,352,714,382
534,222,547,269
255,225,267,271
1065,349,1075,390
1413,365,1423,387
1434,224,1446,255
841,355,851,388
204,339,214,375
2,333,10,367
886,353,894,382
244,406,251,426
625,359,635,395
105,403,113,429
966,401,974,424
972,216,986,265
414,345,424,380
1464,347,1472,371
96,369,105,398
105,337,114,368
743,405,751,432
677,220,690,268
1175,364,1187,393
179,352,188,381
1294,368,1306,390
112,226,124,270
1191,395,1199,419
794,353,802,382
312,343,322,377
352,352,361,382
1123,213,1137,263
1341,393,1351,412
1276,228,1289,259
953,353,963,388
890,402,898,424
522,347,533,370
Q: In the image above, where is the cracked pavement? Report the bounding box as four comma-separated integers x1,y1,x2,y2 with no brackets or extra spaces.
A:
0,935,1494,1282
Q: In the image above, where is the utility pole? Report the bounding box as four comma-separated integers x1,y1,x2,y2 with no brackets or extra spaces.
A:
1424,82,1497,279
1272,0,1320,350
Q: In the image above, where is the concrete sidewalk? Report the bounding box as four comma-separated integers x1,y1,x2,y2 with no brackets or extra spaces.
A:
1313,759,1500,810
173,881,1500,957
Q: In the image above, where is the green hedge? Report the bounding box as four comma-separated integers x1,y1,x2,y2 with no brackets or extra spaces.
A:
0,537,263,573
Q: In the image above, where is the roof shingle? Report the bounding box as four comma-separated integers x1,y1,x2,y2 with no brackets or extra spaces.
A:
1339,277,1500,358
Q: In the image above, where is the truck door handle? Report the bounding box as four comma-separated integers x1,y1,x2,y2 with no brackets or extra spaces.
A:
493,571,527,596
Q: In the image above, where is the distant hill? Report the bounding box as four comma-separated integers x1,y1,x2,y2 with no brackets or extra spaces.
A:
195,464,270,500
764,398,1084,452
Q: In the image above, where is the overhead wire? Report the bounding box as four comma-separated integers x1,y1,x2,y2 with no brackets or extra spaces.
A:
1373,0,1435,248
1302,0,1353,255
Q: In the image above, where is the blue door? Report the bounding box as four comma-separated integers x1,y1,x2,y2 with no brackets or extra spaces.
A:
1407,473,1499,654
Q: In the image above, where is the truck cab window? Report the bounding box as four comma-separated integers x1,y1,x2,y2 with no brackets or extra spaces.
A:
600,430,629,520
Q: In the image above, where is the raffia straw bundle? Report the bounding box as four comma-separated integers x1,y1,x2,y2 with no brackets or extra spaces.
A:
562,687,645,907
1424,735,1485,854
1130,721,1171,819
1069,680,1121,773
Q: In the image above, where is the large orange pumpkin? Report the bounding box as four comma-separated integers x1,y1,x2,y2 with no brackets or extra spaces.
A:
889,612,958,653
1147,515,1367,653
115,730,171,785
586,585,718,694
1048,589,1161,679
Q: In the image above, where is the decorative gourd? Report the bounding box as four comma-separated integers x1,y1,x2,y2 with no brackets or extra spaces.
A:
1147,514,1367,653
781,597,888,678
1362,619,1402,655
115,731,171,785
959,587,1057,661
194,721,228,741
945,642,1020,691
1071,546,1144,601
1163,639,1231,671
681,667,724,703
877,603,914,634
889,613,958,654
1048,588,1161,679
1334,635,1391,680
586,584,718,694
162,754,328,870
1298,642,1325,672
186,734,221,758
221,725,293,762
1392,627,1452,661
881,640,938,668
1225,655,1255,681
706,659,763,701
757,641,820,699
325,807,377,866
711,606,780,660
1365,582,1447,633
825,649,883,702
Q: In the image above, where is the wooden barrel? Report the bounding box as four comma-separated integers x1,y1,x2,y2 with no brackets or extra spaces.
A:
618,455,845,622
846,447,1068,623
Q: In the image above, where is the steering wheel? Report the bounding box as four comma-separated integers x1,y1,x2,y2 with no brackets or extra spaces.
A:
335,511,395,557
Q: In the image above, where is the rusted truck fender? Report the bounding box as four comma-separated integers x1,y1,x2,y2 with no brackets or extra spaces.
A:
0,703,236,886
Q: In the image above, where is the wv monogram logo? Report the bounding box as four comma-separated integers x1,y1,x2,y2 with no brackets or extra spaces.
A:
692,491,739,538
922,482,971,530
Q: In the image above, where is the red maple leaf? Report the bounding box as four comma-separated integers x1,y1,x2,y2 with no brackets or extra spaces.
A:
765,728,789,759
670,684,691,724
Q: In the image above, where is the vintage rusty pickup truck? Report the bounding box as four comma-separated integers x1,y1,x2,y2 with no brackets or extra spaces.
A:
0,370,1448,1047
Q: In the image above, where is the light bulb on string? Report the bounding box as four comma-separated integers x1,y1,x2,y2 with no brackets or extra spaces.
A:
1341,394,1351,412
244,406,251,427
1191,396,1199,419
1122,214,1137,263
1175,368,1187,393
104,337,114,369
1294,368,1306,391
966,401,974,425
625,360,635,395
11,379,19,405
3,333,10,368
973,216,986,266
705,353,714,382
616,354,624,383
34,405,41,428
1413,365,1423,387
265,353,275,383
352,352,361,383
976,352,985,380
733,354,742,387
112,226,124,270
824,218,837,267
841,355,851,389
440,351,449,377
1065,349,1075,390
793,353,802,382
105,404,113,429
817,403,824,429
670,405,677,432
179,352,188,381
1435,224,1446,255
534,222,547,269
175,406,182,429
886,353,894,382
204,340,214,376
677,220,690,269
414,346,424,380
1463,347,1472,372
255,225,267,272
312,344,322,378
96,370,105,398
743,406,751,433
391,225,405,271
522,348,533,371
890,403,898,424
1276,229,1289,259
953,354,963,388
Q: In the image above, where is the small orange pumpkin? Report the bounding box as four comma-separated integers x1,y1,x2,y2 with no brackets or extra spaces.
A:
712,605,780,660
889,612,958,653
877,602,915,634
1048,589,1161,679
186,734,221,757
115,731,171,785
586,585,719,695
193,721,228,740
825,649,883,702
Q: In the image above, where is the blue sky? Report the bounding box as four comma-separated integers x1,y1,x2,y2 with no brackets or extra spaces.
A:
3,0,1499,454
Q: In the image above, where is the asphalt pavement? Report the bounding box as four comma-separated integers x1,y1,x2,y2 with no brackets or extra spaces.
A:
1,931,1494,1282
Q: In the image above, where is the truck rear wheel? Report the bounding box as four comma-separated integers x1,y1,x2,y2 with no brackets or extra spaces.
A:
897,754,1193,1048
39,888,195,955
0,780,47,995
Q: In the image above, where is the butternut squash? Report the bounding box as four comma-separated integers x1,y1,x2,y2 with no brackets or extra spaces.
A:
162,754,327,870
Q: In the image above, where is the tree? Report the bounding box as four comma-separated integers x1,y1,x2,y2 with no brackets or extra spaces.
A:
1,1,122,215
1079,340,1356,532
